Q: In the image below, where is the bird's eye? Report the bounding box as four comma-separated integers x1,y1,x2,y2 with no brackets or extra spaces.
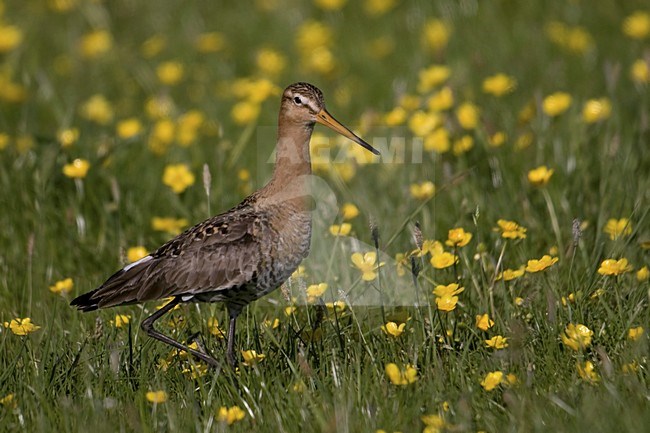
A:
293,96,302,105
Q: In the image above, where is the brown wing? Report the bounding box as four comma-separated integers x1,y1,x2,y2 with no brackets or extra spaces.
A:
71,204,272,311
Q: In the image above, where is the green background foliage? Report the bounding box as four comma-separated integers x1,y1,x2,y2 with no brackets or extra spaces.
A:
0,0,649,431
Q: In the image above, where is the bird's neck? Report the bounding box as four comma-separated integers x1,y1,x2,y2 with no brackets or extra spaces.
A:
258,120,313,207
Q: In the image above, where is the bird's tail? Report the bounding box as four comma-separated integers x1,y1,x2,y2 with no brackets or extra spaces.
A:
70,255,158,311
70,289,101,312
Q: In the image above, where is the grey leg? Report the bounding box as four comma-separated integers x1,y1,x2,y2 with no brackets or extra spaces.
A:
141,297,221,368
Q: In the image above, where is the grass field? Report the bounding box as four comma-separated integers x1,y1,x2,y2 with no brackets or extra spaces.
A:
1,0,649,432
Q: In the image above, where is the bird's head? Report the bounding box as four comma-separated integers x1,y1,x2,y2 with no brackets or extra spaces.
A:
281,82,380,155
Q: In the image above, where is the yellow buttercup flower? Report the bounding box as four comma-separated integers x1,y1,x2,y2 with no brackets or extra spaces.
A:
80,94,113,125
217,406,246,425
151,119,176,144
409,181,435,200
430,252,458,269
414,240,444,257
141,34,166,58
303,46,336,74
497,266,525,281
232,78,280,103
381,321,406,338
49,277,74,295
151,217,188,235
291,381,306,393
399,94,421,111
456,102,480,130
145,391,167,404
424,128,450,153
341,203,359,220
62,158,90,179
488,131,507,148
408,110,440,136
256,48,286,76
475,314,494,331
561,323,593,351
385,363,418,385
622,361,640,375
597,258,632,276
630,59,649,84
207,317,226,338
262,318,280,329
433,283,464,298
435,295,458,312
427,86,454,111
127,246,148,263
525,255,558,273
485,335,509,349
422,19,451,52
383,107,407,126
452,135,474,156
0,393,16,409
292,265,307,279
363,0,397,16
628,326,644,341
480,371,504,391
306,283,328,303
111,314,131,328
351,252,381,281
417,65,451,93
0,24,23,53
421,414,447,432
582,98,611,123
506,373,518,387
325,300,346,313
329,223,351,236
145,94,174,119
314,0,346,11
148,118,175,152
57,128,79,148
156,61,184,85
482,73,517,97
515,132,533,150
545,21,593,54
116,118,143,139
603,218,632,240
527,165,554,186
79,29,112,58
194,32,225,53
3,318,41,336
241,349,266,366
296,20,333,53
231,101,261,125
494,219,527,240
182,363,208,379
577,361,599,383
622,11,650,40
433,283,463,312
561,293,577,306
542,92,572,117
445,227,472,247
162,163,195,194
637,266,649,282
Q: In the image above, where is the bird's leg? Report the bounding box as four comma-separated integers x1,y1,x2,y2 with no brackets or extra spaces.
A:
226,307,240,369
141,297,221,369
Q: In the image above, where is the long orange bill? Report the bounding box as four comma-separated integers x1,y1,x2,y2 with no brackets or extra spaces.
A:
315,109,380,155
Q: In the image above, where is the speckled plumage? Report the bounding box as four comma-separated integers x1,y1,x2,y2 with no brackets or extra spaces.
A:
71,82,378,369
